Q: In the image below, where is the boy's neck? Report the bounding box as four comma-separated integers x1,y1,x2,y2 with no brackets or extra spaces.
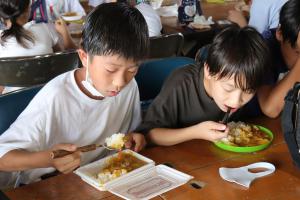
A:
74,68,104,100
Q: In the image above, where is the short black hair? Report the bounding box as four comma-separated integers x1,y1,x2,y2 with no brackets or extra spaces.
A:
206,24,270,93
81,2,149,62
279,0,300,48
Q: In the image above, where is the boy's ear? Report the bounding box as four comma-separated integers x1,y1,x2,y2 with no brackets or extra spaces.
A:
204,62,212,80
275,27,283,43
77,49,88,68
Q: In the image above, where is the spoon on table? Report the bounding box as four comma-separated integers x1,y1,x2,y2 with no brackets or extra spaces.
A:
51,143,120,159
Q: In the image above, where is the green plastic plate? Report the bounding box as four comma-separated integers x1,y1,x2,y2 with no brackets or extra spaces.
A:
214,125,273,153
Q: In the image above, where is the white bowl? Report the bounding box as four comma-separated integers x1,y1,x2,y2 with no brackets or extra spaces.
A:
61,12,82,21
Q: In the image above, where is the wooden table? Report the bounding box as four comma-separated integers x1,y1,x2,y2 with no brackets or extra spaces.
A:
161,1,240,57
161,1,238,33
4,116,300,199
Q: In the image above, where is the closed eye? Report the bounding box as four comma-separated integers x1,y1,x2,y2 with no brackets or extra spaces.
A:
128,68,138,74
105,69,116,73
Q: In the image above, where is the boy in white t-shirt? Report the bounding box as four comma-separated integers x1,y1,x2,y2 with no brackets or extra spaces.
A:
0,2,149,188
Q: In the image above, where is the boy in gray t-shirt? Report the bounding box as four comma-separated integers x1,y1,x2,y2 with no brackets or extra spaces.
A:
137,25,270,146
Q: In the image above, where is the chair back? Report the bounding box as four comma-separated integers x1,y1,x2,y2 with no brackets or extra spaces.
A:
0,50,79,87
0,85,43,134
149,33,184,59
135,57,195,107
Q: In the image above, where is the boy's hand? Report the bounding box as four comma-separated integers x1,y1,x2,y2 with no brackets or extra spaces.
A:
124,133,146,152
50,143,81,174
194,121,229,142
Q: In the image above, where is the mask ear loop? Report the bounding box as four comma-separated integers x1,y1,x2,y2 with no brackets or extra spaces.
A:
85,54,90,82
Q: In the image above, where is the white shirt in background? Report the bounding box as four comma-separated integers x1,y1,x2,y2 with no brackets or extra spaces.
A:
88,0,112,7
0,21,58,58
46,0,86,20
249,0,287,33
0,21,59,94
136,3,162,37
0,70,141,188
86,1,162,37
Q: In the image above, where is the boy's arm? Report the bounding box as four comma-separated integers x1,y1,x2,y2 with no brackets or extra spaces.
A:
258,57,300,118
0,144,80,174
148,121,228,146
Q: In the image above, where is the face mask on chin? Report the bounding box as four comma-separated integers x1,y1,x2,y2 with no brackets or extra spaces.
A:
81,54,105,97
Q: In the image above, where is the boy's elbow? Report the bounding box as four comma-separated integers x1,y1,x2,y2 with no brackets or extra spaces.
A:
0,157,10,171
261,105,282,118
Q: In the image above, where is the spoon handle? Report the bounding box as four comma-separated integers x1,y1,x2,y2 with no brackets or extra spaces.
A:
51,144,101,159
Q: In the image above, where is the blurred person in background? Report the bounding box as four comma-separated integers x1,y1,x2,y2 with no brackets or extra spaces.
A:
0,0,76,94
30,0,86,22
228,0,287,33
89,0,162,37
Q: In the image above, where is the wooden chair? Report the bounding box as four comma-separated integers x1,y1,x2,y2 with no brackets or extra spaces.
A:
0,50,79,87
149,33,184,59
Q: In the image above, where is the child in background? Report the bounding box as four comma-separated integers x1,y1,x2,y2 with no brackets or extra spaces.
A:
228,0,287,33
30,0,86,22
137,25,270,146
0,0,75,57
90,0,162,37
0,2,148,189
253,0,300,118
0,0,76,94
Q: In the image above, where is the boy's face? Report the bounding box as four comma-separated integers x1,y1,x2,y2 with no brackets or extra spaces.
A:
204,64,255,112
79,51,139,97
276,30,300,69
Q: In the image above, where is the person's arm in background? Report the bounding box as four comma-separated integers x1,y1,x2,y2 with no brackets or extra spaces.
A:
227,10,247,27
258,58,300,118
227,0,251,28
258,32,300,118
53,18,77,51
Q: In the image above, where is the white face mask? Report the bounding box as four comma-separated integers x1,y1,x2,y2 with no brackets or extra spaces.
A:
81,54,105,97
219,162,275,188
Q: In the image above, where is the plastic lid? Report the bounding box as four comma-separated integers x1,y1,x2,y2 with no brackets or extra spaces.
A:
106,164,193,200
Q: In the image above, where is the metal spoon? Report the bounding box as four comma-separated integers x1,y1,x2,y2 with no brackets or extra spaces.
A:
51,143,119,159
221,108,231,124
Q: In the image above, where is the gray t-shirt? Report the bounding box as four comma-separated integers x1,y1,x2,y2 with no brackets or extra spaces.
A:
137,63,226,134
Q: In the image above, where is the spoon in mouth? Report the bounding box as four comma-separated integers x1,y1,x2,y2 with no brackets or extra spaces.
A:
221,108,231,125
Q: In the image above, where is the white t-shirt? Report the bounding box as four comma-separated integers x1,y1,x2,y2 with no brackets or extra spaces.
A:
0,70,141,188
46,0,86,20
88,0,112,7
0,21,58,58
249,0,287,33
136,3,162,37
86,2,162,37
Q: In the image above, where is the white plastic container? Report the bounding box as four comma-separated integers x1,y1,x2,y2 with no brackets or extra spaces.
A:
75,149,193,199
